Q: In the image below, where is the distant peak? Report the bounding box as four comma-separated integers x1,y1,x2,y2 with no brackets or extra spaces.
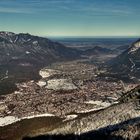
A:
0,31,15,36
0,31,33,38
18,33,32,36
134,39,140,47
128,39,140,54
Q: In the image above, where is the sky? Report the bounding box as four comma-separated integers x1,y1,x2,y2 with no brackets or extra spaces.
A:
0,0,140,37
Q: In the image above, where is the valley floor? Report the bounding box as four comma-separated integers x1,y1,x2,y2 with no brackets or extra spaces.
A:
0,60,139,140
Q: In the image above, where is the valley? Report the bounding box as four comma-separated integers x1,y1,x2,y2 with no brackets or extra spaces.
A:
0,32,140,140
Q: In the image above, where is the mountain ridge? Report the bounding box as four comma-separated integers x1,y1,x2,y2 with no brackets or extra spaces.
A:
82,46,112,55
108,38,140,80
0,31,81,94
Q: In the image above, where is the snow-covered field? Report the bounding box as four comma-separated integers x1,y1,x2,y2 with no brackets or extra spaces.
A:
0,116,19,127
39,69,60,78
64,114,78,121
0,113,55,127
78,100,113,113
84,100,111,107
46,79,77,90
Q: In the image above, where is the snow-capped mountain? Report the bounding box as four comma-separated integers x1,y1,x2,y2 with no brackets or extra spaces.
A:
0,31,80,94
109,39,140,79
0,31,80,64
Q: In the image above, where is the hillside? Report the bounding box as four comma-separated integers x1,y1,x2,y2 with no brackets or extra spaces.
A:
108,39,140,80
0,85,140,140
82,46,112,56
0,31,80,94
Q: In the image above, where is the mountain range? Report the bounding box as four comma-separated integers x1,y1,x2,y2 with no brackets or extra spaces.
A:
0,31,139,94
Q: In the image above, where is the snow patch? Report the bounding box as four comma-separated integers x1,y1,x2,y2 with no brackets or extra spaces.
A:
37,80,46,87
22,113,55,119
14,36,18,43
27,39,31,41
129,41,140,53
78,108,103,113
0,70,9,81
26,51,30,54
78,100,118,113
129,58,136,72
64,114,78,121
46,79,77,91
9,38,13,43
33,41,38,45
84,100,111,107
0,116,19,126
39,69,60,78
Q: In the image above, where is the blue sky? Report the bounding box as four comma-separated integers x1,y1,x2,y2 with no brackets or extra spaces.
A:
0,0,140,37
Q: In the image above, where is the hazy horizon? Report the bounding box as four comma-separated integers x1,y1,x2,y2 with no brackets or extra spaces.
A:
1,30,139,39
